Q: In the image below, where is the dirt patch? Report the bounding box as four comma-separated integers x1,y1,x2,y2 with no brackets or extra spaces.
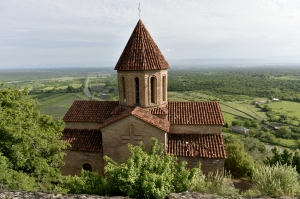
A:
232,178,252,193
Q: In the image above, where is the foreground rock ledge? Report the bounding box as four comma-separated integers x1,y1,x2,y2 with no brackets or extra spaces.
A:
0,191,298,199
0,191,130,199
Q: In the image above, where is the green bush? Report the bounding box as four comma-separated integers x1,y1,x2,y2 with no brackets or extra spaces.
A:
193,171,239,197
224,140,255,177
60,170,107,195
250,163,300,197
0,153,37,191
104,138,201,199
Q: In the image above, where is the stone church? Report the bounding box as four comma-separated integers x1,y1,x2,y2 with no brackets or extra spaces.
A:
61,20,227,175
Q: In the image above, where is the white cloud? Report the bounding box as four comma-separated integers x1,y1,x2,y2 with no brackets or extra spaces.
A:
1,0,300,67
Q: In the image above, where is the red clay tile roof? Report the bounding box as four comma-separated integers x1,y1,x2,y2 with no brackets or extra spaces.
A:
167,133,227,158
100,106,170,132
114,20,170,71
63,101,119,122
168,102,225,125
149,106,168,115
110,105,130,115
62,128,102,152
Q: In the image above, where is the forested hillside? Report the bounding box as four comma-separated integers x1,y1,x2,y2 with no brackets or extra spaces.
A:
169,66,300,102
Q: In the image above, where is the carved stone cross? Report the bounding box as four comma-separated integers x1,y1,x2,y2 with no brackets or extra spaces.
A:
121,124,142,143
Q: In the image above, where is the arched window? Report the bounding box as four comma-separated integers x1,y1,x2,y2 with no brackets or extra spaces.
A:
122,77,126,101
135,77,140,104
82,163,92,172
163,76,166,101
150,76,155,103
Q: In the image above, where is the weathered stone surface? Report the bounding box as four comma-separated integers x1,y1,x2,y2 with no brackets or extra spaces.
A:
1,191,298,199
168,191,216,199
61,150,104,175
117,70,168,108
168,191,298,199
0,191,131,199
102,116,166,163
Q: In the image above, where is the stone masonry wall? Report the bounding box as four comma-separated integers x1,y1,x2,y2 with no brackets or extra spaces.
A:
177,157,225,174
61,150,104,175
101,116,166,163
117,70,168,108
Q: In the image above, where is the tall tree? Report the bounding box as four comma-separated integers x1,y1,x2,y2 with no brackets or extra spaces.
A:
0,87,68,187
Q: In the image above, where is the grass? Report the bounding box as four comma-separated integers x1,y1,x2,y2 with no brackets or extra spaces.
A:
220,104,254,120
277,138,299,148
168,91,219,102
39,93,89,119
90,83,106,87
41,87,55,91
222,112,242,125
220,102,268,121
268,101,300,119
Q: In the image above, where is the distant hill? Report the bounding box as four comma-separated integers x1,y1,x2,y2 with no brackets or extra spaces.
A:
168,57,300,66
2,56,300,69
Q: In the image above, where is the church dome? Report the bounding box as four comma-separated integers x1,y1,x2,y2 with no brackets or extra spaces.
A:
114,20,170,71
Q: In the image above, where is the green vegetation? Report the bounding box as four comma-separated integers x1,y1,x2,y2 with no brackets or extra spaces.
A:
37,93,89,119
248,164,300,197
265,147,300,174
0,87,68,191
224,135,256,177
168,67,300,102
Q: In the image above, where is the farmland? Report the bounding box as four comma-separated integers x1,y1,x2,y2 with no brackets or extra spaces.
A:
2,66,300,149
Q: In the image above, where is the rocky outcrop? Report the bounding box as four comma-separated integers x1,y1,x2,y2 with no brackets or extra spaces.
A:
1,191,298,199
0,191,130,199
168,191,220,199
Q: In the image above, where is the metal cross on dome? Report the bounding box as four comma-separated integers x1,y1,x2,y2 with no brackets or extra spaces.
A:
138,3,141,19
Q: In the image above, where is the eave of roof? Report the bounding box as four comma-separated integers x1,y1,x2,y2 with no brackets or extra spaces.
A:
167,133,227,158
63,101,119,122
168,101,225,125
62,128,103,152
114,20,170,71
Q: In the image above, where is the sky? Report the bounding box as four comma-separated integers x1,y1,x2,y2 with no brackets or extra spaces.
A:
1,0,300,68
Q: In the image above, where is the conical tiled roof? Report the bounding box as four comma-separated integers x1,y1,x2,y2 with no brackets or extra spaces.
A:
115,20,170,71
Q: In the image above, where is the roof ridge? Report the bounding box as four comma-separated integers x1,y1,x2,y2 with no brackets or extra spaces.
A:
100,106,170,132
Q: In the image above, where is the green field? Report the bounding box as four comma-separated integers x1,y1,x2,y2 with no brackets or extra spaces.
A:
268,101,300,119
38,93,89,119
168,91,219,102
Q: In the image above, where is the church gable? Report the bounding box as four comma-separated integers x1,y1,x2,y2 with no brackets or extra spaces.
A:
101,115,167,162
100,106,170,132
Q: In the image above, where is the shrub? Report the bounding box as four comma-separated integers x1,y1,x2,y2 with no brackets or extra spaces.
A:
250,163,300,197
104,138,201,199
0,153,37,191
59,170,107,195
193,171,239,197
224,142,255,177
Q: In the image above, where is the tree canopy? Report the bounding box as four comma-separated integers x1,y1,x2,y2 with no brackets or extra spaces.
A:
0,87,68,190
